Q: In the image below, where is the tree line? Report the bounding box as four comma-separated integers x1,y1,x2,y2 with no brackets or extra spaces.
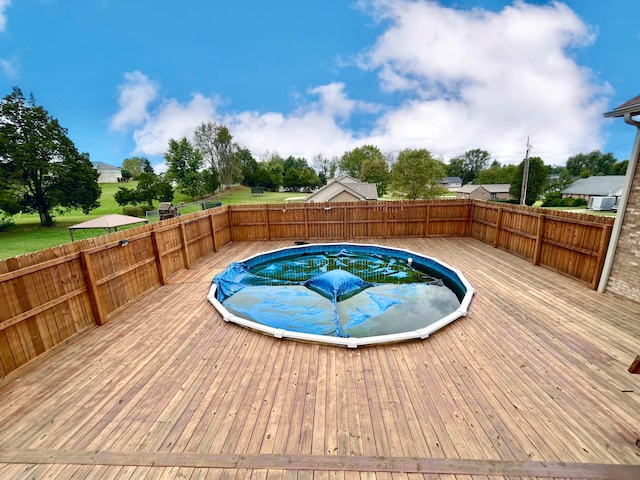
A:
0,86,629,229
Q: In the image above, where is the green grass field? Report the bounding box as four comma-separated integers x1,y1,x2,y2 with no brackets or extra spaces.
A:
0,185,297,260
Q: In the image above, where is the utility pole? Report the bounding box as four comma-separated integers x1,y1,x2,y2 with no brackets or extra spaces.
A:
520,137,532,205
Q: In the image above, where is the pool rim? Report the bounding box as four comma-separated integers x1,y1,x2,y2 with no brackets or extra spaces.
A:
207,242,475,348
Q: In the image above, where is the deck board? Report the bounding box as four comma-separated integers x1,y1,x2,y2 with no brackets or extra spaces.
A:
0,238,639,479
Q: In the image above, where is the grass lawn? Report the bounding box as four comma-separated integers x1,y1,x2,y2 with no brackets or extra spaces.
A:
0,185,297,260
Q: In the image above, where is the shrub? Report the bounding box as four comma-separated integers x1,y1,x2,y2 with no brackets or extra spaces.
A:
0,213,15,232
123,205,149,218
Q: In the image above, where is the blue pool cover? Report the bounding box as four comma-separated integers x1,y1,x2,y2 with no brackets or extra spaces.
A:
210,243,474,343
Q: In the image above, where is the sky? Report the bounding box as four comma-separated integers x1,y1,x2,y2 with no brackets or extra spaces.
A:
1,0,639,172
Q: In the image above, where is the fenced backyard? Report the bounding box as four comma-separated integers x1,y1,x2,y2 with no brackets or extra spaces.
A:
0,200,615,379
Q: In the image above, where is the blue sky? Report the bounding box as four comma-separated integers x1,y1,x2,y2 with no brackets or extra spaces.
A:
1,0,639,171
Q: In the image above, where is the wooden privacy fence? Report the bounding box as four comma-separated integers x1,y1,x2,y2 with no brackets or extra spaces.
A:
471,202,614,289
0,208,231,379
228,200,472,240
0,199,614,379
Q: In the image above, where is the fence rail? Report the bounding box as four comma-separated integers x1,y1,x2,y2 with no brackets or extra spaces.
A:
0,200,613,378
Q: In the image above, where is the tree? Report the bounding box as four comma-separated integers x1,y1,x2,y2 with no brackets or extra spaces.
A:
612,160,628,175
193,121,224,194
566,150,617,177
475,162,519,184
120,169,133,182
339,145,384,178
165,137,205,198
447,148,491,184
122,157,145,180
360,157,390,196
0,87,101,226
114,159,173,208
194,121,241,189
390,149,447,199
544,166,573,195
509,156,548,206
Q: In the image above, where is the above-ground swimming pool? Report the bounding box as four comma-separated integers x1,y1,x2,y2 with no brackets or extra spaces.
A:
207,243,474,347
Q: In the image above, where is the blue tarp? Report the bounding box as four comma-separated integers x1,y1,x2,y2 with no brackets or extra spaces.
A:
213,246,463,338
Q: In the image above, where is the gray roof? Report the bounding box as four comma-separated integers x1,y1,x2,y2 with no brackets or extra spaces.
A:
305,177,378,202
561,176,625,196
457,184,510,194
441,176,463,184
347,182,378,200
92,161,121,171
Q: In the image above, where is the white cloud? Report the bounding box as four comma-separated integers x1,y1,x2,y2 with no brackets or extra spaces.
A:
0,0,10,32
0,58,16,78
132,93,217,156
109,71,159,132
359,0,610,163
113,1,611,166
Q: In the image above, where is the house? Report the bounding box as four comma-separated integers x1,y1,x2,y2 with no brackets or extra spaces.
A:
560,175,625,203
456,184,512,201
305,175,378,203
439,176,463,191
93,162,122,183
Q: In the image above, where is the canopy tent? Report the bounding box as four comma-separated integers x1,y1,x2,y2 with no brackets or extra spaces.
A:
69,214,148,241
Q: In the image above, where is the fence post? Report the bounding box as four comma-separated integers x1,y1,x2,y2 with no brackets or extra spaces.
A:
467,201,474,237
592,223,613,290
383,204,388,238
150,230,167,285
304,204,309,239
425,204,430,237
179,222,191,269
533,214,546,266
343,204,348,239
79,250,105,326
493,207,503,248
264,204,271,240
209,213,217,252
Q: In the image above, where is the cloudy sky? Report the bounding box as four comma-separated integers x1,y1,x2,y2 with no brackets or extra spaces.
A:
1,0,638,171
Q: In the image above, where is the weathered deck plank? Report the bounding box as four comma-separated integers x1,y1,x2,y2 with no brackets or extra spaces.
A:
0,238,639,479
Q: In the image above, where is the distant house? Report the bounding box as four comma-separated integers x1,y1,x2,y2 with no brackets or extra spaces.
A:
93,162,122,183
456,184,512,201
439,176,463,191
560,175,625,202
305,175,378,203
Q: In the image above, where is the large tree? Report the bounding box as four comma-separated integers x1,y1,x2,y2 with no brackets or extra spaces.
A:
390,149,447,199
474,161,519,184
566,150,617,177
164,137,205,198
509,156,548,206
0,87,101,226
339,145,384,179
447,148,491,184
194,121,240,189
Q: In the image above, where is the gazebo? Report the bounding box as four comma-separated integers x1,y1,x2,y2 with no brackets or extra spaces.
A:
68,214,148,241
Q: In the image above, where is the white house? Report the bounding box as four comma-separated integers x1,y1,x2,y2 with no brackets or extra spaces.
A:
93,162,122,183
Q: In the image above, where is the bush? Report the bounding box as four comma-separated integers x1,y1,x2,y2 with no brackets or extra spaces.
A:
542,192,587,208
122,205,153,218
0,213,15,232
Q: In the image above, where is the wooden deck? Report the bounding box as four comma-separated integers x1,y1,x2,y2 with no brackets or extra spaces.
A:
0,237,638,479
